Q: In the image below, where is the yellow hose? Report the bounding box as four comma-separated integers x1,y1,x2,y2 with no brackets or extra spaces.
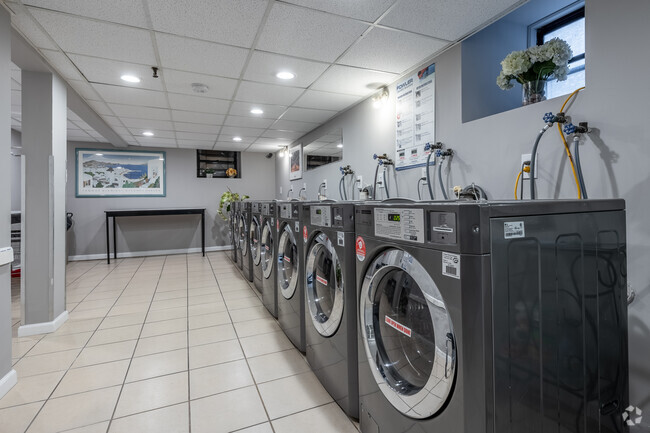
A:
558,87,586,199
514,170,523,199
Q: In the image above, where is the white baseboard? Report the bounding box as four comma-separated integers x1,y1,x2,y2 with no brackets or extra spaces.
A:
17,310,69,337
68,245,234,262
0,369,17,400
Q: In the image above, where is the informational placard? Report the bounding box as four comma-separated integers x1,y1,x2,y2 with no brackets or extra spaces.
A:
395,63,435,171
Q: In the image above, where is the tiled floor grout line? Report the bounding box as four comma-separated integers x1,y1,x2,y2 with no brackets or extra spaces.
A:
207,253,278,433
21,257,150,433
185,253,192,433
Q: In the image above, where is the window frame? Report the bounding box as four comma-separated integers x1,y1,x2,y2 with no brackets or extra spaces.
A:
196,149,241,178
531,4,585,75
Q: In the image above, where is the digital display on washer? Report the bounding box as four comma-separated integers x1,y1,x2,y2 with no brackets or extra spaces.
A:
387,213,400,222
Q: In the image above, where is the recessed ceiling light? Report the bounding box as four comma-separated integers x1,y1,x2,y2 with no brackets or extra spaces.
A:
121,74,141,83
233,136,242,142
142,131,154,136
276,71,295,80
336,143,343,148
250,108,264,115
95,153,103,156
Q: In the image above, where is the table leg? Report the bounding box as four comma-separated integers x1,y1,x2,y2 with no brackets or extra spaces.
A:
201,211,205,256
113,216,117,260
106,214,110,264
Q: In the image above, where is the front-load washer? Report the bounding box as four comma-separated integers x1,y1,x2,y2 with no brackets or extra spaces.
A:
250,202,263,293
276,200,305,352
354,200,628,433
238,201,253,282
233,201,243,268
260,201,278,317
302,201,358,419
229,201,238,264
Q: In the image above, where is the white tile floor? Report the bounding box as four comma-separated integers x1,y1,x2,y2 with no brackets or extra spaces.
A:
2,252,360,433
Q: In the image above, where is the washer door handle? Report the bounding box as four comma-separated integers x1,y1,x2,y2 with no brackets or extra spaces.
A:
445,332,456,379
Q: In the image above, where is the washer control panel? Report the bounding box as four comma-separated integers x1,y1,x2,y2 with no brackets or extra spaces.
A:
310,205,331,227
374,208,425,243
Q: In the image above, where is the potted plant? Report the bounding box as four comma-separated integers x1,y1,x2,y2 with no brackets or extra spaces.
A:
204,168,215,178
496,38,572,105
218,189,249,220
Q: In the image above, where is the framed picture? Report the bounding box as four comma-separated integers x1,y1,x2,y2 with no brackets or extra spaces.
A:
289,144,302,180
75,148,166,197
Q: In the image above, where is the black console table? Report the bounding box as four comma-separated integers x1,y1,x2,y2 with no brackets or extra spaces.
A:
105,208,206,264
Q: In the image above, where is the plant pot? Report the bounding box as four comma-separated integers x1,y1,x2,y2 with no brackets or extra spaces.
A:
206,173,213,178
522,80,547,105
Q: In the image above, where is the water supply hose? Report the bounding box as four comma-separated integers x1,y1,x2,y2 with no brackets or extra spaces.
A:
438,157,449,200
373,163,380,200
426,151,435,200
338,176,345,200
529,124,550,199
573,136,588,199
558,87,585,199
383,168,390,199
417,178,423,200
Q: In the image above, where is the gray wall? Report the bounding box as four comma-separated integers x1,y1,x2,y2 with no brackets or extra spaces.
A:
276,0,650,423
66,142,276,258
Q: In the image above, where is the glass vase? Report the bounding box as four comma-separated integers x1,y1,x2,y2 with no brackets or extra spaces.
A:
522,80,547,105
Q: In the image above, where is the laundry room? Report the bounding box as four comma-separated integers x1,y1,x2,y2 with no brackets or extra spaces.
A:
1,0,649,432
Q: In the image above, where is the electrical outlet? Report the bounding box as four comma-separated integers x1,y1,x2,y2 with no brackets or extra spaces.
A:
303,183,307,190
322,179,327,190
421,167,428,183
521,153,538,179
356,176,363,190
376,177,384,188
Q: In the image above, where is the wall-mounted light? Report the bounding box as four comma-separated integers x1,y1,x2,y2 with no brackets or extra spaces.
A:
372,86,389,108
279,146,288,158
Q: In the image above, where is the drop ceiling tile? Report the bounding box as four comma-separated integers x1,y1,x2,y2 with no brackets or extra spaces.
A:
128,128,176,139
293,89,363,111
246,143,282,152
72,119,93,130
271,119,319,133
155,33,248,79
282,0,395,22
224,115,275,129
174,123,222,134
338,27,449,74
235,81,304,106
87,100,113,116
24,0,149,27
68,80,101,101
280,107,338,123
136,137,178,146
168,93,230,114
29,8,157,64
243,51,329,88
260,130,303,140
138,141,178,148
88,132,109,142
380,0,522,41
219,126,266,137
121,118,175,131
311,64,398,96
228,102,287,119
164,69,238,100
171,111,225,125
67,130,92,139
108,104,171,121
11,8,59,50
148,0,268,48
67,120,79,129
177,140,215,149
68,54,163,91
38,49,85,81
256,2,369,62
252,137,293,147
213,142,250,151
66,109,81,121
93,84,168,108
176,131,219,141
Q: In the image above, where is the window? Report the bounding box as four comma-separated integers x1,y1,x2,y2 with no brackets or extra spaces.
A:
196,150,241,178
533,5,585,99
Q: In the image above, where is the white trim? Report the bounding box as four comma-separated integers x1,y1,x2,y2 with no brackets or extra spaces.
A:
17,310,68,337
0,369,17,399
68,245,233,262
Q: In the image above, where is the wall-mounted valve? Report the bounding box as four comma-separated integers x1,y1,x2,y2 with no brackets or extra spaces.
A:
424,142,443,152
564,122,589,135
339,165,354,175
435,148,454,158
543,111,567,125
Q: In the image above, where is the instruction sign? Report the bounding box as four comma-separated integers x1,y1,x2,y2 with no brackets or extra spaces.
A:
395,63,435,171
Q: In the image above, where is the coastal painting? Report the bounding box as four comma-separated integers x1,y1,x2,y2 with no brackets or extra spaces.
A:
75,148,166,197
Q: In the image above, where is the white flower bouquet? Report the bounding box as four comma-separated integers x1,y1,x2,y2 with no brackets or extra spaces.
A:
497,38,573,90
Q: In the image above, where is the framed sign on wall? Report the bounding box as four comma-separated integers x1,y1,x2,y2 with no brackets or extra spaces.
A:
289,144,303,180
75,148,166,197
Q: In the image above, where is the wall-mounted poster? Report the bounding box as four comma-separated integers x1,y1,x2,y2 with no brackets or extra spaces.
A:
395,63,435,171
289,144,303,180
75,148,166,197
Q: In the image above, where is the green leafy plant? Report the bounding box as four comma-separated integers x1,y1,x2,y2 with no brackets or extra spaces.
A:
218,189,249,220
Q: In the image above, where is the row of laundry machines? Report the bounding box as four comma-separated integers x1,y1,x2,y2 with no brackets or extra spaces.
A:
229,198,630,433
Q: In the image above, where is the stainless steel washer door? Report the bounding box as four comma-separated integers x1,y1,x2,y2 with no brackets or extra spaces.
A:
261,222,274,279
277,224,298,299
250,216,261,266
305,233,344,337
360,248,456,419
239,215,248,257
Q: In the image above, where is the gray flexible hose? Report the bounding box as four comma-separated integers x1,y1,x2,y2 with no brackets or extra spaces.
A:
373,164,380,200
426,152,435,200
529,125,550,200
338,176,344,200
438,158,449,200
383,168,390,199
417,178,423,200
573,136,588,199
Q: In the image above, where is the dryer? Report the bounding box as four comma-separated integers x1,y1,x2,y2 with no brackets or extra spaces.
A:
238,201,253,282
250,202,263,293
260,201,278,318
302,202,358,419
354,200,628,433
276,200,305,352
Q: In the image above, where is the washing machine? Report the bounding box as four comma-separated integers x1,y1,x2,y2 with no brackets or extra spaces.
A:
276,200,305,352
355,200,628,433
233,201,243,269
261,201,278,318
238,201,253,282
302,202,358,419
250,202,263,293
229,201,238,264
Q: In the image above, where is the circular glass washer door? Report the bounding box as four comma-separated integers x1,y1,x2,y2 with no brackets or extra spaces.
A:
250,216,261,266
261,222,274,279
238,215,248,257
305,233,344,337
359,248,456,419
277,224,298,299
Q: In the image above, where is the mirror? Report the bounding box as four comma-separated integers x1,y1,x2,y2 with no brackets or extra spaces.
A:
304,128,343,171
